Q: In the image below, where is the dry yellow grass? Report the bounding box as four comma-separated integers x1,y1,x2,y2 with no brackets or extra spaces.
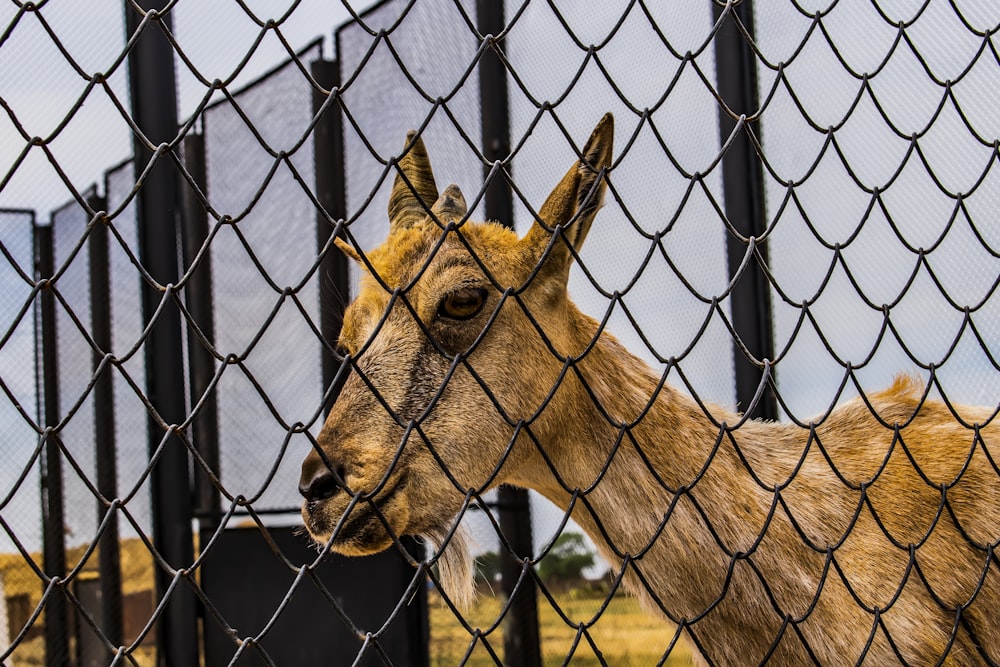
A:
429,589,696,666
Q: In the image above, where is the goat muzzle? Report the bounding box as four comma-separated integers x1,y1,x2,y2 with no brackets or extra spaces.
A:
299,448,345,506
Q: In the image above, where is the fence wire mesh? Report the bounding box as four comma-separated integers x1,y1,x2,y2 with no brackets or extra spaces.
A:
1,0,999,665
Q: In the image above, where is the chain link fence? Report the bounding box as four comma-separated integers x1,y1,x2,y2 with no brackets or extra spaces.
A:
1,0,998,665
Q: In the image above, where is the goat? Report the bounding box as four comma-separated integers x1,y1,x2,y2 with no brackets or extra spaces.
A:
299,114,1000,665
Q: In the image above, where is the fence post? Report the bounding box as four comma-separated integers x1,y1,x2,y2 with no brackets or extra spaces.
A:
712,0,777,421
36,221,70,667
179,133,221,526
124,3,200,665
310,59,351,414
477,2,543,666
87,192,124,656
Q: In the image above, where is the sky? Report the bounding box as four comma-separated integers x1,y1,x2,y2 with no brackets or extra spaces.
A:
1,0,998,574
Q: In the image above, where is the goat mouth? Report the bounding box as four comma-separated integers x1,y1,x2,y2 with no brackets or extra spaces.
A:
303,478,407,554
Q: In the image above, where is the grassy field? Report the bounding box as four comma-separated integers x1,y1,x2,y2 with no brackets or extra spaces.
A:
429,589,696,666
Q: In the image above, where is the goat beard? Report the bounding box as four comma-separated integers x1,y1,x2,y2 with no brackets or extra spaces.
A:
422,523,476,611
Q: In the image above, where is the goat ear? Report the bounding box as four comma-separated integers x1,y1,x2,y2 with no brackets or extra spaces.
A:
334,237,362,263
389,131,439,231
523,113,613,270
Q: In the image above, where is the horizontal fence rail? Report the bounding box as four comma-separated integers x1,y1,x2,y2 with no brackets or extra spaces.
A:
0,1,998,666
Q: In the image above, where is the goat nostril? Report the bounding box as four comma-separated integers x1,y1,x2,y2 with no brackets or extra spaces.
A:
299,469,341,502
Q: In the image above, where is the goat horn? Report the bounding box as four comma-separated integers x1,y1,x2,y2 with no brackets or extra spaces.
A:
431,184,467,225
388,131,439,230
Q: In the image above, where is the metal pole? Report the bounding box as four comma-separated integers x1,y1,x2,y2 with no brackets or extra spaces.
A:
179,133,221,526
712,0,777,421
124,3,199,665
36,221,70,667
310,59,351,415
477,0,514,229
477,2,542,665
88,193,124,655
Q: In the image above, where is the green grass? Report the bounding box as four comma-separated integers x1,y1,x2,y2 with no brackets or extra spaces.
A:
429,589,696,666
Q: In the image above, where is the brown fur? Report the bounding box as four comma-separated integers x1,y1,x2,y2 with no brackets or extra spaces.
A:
300,115,1000,665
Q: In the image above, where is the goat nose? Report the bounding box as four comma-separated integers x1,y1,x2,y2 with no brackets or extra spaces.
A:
299,449,345,502
298,469,340,502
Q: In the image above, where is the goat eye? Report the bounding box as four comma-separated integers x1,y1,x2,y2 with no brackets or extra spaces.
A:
438,287,487,320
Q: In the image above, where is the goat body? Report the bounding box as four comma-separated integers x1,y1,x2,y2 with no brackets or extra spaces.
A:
299,114,1000,665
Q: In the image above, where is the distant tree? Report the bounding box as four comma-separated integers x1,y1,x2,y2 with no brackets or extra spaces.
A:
537,532,595,589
